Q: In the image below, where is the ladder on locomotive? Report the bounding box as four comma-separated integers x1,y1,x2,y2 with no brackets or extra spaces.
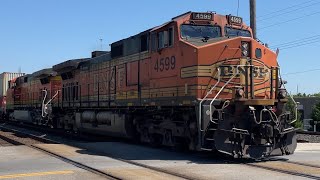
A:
198,65,249,151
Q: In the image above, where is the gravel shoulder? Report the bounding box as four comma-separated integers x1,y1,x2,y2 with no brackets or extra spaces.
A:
297,134,320,143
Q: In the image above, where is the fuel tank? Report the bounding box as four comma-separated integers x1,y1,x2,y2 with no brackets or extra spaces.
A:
76,111,134,138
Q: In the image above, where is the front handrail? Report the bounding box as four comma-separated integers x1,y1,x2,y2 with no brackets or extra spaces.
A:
42,90,60,117
41,90,48,118
278,69,298,124
199,68,221,131
209,65,252,122
45,90,60,107
197,64,252,150
287,89,298,124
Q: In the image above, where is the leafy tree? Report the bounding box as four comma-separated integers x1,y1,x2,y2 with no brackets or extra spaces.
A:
312,92,320,97
311,102,320,131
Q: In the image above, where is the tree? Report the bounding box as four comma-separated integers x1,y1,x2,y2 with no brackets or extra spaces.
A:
311,102,320,131
312,92,320,97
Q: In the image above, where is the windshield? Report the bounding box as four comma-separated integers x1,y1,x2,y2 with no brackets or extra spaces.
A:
181,25,221,39
225,27,251,37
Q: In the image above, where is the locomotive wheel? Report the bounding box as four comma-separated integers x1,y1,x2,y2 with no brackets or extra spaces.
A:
140,128,152,143
162,130,173,146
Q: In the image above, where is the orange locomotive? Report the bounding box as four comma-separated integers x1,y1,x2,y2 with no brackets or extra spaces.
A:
6,69,61,125
6,12,297,158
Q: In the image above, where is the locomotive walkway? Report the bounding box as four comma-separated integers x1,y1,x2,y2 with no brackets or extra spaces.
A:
0,124,319,179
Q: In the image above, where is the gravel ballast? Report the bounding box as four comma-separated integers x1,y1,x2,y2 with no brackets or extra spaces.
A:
297,134,320,143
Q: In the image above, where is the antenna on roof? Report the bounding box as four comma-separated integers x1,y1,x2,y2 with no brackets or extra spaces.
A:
99,38,103,50
237,0,240,16
18,66,21,73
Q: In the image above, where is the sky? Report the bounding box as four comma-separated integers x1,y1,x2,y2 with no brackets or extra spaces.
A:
0,0,320,94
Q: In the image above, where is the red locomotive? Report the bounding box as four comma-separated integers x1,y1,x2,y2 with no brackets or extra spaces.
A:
5,12,297,158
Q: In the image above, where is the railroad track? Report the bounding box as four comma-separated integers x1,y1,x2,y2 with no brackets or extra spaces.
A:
0,126,121,180
0,124,193,180
297,130,320,136
232,158,320,179
0,135,14,146
3,121,119,143
2,123,320,179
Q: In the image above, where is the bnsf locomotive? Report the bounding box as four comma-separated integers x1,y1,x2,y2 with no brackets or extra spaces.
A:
4,12,297,158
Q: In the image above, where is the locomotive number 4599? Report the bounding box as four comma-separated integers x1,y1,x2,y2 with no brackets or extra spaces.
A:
154,56,176,72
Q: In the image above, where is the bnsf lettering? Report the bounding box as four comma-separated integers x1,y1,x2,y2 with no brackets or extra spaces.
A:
154,56,176,72
220,66,268,78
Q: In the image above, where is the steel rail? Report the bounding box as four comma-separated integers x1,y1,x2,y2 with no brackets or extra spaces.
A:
0,124,194,180
222,158,320,180
297,130,320,136
243,162,320,179
0,125,121,180
267,157,320,169
0,135,15,146
7,122,320,180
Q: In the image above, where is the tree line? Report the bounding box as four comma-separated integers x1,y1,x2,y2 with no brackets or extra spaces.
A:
286,93,320,131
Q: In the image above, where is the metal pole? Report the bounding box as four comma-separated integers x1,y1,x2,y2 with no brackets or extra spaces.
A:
250,0,257,39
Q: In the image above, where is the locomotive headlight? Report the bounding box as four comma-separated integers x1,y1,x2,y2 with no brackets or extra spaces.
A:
242,42,249,49
237,89,244,97
235,87,245,98
241,42,250,57
242,50,249,56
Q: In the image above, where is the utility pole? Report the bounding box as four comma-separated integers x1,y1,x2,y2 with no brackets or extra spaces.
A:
250,0,257,39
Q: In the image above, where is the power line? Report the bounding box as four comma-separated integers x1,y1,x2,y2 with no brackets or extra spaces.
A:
244,0,319,22
282,68,320,76
258,1,320,22
270,34,320,48
269,35,320,50
259,11,320,30
257,0,319,19
279,39,320,50
272,36,320,50
251,1,320,50
254,1,320,50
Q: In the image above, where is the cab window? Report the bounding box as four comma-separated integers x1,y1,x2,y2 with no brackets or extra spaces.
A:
225,27,251,37
151,33,157,52
181,24,221,39
158,32,164,49
153,27,175,51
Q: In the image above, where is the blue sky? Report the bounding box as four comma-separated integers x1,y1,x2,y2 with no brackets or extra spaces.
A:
0,0,319,94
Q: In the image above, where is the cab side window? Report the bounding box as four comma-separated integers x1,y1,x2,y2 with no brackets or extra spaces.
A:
158,32,165,49
152,26,175,51
151,33,157,52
